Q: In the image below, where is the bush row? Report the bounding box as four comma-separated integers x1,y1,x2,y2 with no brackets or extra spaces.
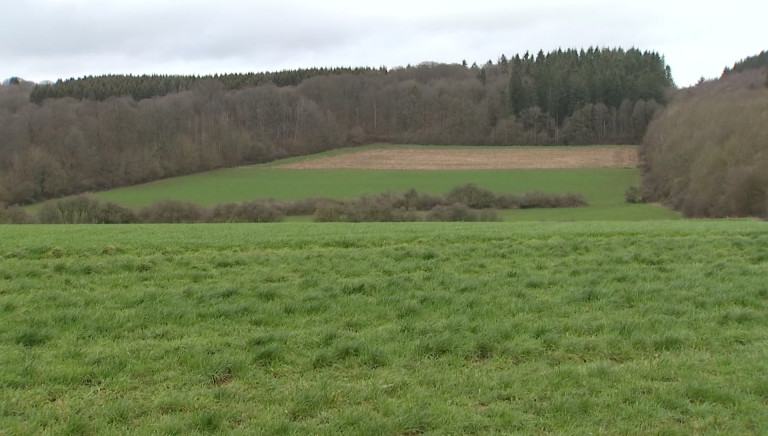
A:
0,197,285,224
312,184,586,222
0,184,587,224
314,199,502,223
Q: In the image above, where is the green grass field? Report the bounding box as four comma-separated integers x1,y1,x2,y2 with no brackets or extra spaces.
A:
98,168,633,206
1,221,767,434
77,145,680,221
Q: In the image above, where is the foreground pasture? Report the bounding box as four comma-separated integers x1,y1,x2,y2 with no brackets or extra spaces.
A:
1,222,766,434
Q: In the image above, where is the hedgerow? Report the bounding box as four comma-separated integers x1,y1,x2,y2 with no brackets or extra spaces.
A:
7,184,587,224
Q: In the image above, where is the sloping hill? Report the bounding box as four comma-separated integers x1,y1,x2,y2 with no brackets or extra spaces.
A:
640,66,768,218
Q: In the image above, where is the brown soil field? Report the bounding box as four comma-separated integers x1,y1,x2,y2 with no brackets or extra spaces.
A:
279,146,638,170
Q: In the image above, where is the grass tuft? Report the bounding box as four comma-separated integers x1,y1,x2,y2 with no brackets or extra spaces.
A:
15,328,50,347
209,365,234,386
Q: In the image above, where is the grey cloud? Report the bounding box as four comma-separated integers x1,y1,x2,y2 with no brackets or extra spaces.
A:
2,0,767,86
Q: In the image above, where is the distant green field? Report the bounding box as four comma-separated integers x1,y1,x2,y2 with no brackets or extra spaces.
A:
82,145,680,221
1,221,766,434
98,168,634,206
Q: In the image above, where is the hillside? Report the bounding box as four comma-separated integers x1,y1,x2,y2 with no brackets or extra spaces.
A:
0,47,673,206
639,59,768,218
722,50,768,77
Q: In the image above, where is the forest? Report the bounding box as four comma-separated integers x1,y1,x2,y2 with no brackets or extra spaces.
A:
0,47,673,205
638,52,768,218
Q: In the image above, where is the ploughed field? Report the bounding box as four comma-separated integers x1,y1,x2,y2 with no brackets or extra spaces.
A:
1,221,767,434
278,145,638,170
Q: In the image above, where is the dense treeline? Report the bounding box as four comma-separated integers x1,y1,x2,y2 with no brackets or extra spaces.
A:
0,47,673,205
639,67,768,218
722,51,768,77
28,67,383,103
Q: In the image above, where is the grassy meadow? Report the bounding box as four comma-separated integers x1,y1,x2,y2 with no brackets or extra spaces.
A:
1,221,767,434
97,168,632,206
74,145,680,221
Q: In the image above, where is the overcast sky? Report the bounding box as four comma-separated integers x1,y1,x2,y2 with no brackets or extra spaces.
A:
2,0,766,88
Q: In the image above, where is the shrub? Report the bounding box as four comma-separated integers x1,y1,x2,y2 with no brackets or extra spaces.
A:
208,202,240,222
313,200,347,222
38,203,63,224
553,192,588,208
0,206,36,224
625,186,646,204
62,195,101,223
519,191,553,209
344,196,394,222
237,201,284,222
398,188,419,211
494,193,522,209
94,201,138,224
426,203,499,222
348,195,418,222
414,192,444,211
445,183,496,209
138,199,205,223
516,191,587,209
313,195,418,222
280,197,325,215
39,195,101,224
209,201,285,223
